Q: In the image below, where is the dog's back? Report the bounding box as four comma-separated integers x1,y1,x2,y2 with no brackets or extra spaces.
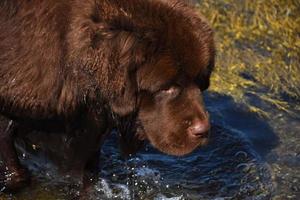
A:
0,0,69,119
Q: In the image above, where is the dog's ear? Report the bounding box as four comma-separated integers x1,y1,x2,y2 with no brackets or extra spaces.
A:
109,70,137,116
107,31,144,116
195,55,215,91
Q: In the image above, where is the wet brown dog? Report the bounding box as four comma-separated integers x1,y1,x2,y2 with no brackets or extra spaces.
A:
0,0,214,191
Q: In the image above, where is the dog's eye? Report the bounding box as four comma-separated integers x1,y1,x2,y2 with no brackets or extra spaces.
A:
162,87,177,94
159,86,180,97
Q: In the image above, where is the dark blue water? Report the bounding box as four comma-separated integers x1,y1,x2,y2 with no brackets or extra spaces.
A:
1,92,283,200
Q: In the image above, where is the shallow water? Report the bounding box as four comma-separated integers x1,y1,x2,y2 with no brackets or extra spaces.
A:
0,92,293,200
1,0,300,199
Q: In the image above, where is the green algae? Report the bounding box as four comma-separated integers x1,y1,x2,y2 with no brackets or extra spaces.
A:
197,0,300,116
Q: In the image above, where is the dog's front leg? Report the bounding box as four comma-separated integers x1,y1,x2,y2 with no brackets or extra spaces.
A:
0,120,29,192
73,108,111,199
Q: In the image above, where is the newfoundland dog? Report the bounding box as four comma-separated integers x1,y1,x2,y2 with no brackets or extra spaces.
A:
0,0,215,191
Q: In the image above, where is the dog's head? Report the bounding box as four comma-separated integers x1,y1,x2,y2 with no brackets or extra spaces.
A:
107,28,214,156
72,0,215,156
135,50,214,155
103,8,214,156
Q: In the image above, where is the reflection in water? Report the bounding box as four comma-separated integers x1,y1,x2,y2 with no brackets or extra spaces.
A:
205,93,279,158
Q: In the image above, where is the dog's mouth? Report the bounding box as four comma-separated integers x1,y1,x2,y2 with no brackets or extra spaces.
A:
136,116,210,156
157,139,208,156
145,131,210,156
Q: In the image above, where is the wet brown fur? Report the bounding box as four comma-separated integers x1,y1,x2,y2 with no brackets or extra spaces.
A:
0,0,214,191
